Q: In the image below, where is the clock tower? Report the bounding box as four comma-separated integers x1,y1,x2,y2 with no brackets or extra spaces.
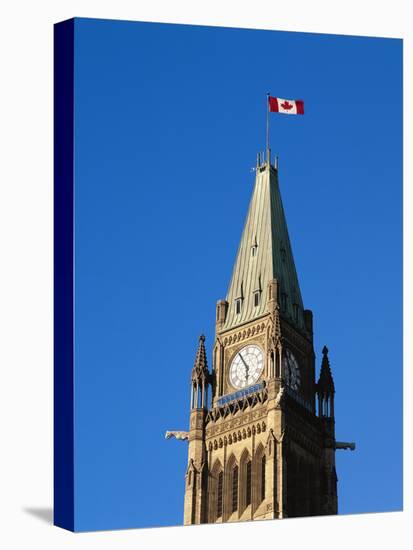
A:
177,150,354,525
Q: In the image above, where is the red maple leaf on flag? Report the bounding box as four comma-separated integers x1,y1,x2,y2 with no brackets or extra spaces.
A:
280,101,293,110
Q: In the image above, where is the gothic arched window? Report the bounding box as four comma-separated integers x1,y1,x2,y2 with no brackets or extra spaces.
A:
252,443,266,510
232,465,239,513
239,449,252,513
209,460,223,522
275,350,280,378
270,350,275,378
261,455,266,502
217,471,223,519
246,461,252,507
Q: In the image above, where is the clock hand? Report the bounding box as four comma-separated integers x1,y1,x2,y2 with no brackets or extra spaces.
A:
238,353,250,382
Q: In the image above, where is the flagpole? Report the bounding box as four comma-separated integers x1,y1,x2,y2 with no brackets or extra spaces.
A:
266,92,270,162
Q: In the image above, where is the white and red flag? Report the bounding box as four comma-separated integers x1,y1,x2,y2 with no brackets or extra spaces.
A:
268,96,304,115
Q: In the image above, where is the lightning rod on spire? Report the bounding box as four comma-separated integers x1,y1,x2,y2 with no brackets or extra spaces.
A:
266,92,270,162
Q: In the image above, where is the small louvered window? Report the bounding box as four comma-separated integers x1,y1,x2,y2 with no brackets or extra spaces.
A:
254,291,261,307
235,298,242,314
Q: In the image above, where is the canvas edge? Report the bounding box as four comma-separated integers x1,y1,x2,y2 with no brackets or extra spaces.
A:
53,17,75,532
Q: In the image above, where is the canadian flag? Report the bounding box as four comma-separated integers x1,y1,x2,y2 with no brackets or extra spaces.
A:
269,96,304,115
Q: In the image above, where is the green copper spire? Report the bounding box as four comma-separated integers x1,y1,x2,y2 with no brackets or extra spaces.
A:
223,157,304,331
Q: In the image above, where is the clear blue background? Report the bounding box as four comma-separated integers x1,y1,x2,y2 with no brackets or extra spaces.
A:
73,18,402,531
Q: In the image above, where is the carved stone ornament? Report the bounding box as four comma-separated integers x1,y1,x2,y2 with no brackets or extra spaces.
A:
274,386,285,408
165,431,189,441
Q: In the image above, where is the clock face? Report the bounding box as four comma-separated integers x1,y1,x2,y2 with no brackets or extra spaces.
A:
282,348,301,391
229,345,264,389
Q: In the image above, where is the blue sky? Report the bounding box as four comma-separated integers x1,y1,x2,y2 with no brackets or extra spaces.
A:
72,18,402,530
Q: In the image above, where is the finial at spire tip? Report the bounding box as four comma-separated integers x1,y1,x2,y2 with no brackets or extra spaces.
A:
322,345,329,355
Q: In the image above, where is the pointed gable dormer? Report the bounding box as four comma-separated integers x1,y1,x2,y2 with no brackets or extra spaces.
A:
316,345,335,419
192,334,209,383
190,335,210,410
317,346,335,395
223,154,304,331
